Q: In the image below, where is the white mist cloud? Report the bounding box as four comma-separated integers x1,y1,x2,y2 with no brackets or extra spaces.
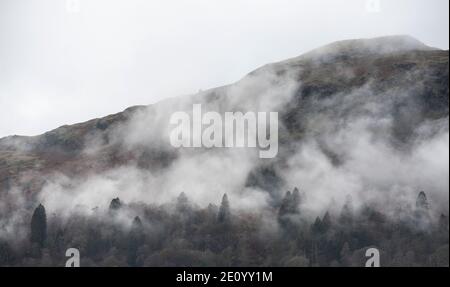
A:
0,0,448,137
37,67,299,216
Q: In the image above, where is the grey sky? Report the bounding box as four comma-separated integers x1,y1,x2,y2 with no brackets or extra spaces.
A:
0,0,448,138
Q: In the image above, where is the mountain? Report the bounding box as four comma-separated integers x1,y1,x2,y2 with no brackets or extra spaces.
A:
0,35,448,202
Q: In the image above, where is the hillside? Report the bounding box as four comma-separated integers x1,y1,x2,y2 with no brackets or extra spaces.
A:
0,35,448,200
0,35,449,267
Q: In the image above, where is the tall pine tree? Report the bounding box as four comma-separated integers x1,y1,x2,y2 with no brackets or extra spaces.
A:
218,194,231,223
30,204,47,247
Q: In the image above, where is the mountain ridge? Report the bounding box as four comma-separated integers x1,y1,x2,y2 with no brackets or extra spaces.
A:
0,35,444,143
0,35,448,198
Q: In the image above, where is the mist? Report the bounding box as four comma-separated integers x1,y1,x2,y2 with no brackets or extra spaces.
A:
24,45,448,224
1,0,449,137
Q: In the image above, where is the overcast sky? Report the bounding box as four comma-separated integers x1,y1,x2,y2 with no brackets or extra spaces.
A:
0,0,448,137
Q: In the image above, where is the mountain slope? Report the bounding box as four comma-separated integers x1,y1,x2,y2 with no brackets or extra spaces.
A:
0,35,448,200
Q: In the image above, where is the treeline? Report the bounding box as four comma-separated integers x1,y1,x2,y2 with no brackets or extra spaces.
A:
0,189,448,267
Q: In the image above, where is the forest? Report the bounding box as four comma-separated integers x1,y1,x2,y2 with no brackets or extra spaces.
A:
0,188,448,267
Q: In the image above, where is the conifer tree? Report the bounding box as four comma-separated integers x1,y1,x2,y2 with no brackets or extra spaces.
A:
322,211,332,232
416,191,429,211
176,192,190,213
30,204,47,247
278,191,292,218
109,197,122,211
218,194,231,223
339,195,354,225
127,216,144,266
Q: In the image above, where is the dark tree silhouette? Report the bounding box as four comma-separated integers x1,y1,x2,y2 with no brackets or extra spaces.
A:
415,191,431,228
322,211,332,232
176,192,190,213
127,216,144,266
132,216,143,229
218,194,231,223
278,188,302,220
278,191,292,218
416,191,429,211
30,204,47,247
311,217,324,236
339,195,354,225
291,187,301,214
109,197,122,211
